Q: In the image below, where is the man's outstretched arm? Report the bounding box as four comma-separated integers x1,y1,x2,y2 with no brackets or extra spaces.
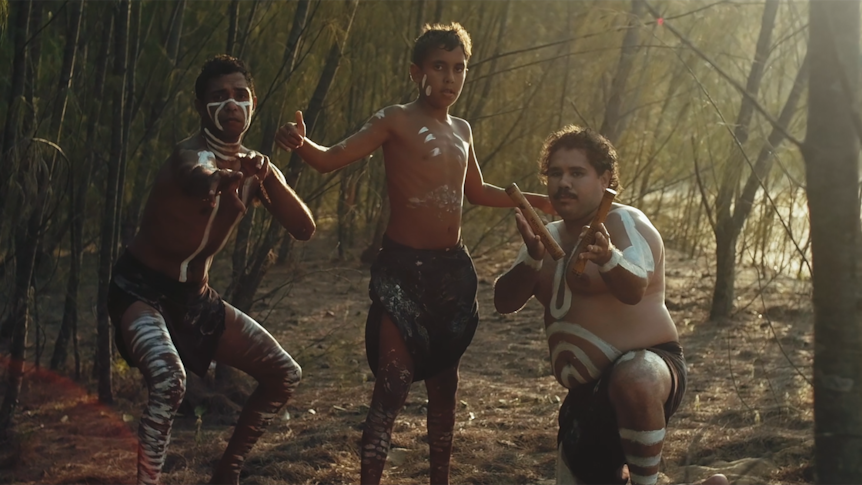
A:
275,108,391,174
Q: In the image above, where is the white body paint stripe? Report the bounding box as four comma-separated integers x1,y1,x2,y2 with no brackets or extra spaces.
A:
430,147,441,157
418,126,429,134
546,321,621,362
545,223,573,319
179,195,220,282
551,341,601,380
560,365,589,385
619,428,666,445
629,472,659,485
424,133,436,143
626,453,662,468
615,209,654,278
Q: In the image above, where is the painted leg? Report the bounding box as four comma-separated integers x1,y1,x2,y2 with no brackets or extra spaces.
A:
607,350,672,485
424,364,459,485
360,313,414,485
119,303,187,485
210,305,302,485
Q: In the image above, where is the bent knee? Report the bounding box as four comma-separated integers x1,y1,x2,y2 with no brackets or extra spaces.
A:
263,353,302,396
608,350,670,406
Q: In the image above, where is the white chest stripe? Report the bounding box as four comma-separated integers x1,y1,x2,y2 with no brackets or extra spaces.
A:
546,320,621,362
179,195,220,282
545,223,573,319
617,210,654,278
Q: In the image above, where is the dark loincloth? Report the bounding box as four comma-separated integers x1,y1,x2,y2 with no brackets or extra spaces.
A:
557,341,687,484
107,251,226,377
365,235,479,382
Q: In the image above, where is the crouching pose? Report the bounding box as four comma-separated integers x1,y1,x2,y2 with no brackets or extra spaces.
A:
108,55,315,485
493,126,726,485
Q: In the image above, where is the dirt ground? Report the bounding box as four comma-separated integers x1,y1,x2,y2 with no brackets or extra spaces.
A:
0,234,814,485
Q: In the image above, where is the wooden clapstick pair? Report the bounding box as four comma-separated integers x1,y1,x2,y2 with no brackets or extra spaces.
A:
570,188,617,276
505,184,566,260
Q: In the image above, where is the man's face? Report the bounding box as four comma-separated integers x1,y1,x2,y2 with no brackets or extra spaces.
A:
546,147,610,223
197,72,256,140
412,47,467,108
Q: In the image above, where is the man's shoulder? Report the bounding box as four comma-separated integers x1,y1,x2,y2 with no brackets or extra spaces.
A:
608,203,662,237
609,203,649,221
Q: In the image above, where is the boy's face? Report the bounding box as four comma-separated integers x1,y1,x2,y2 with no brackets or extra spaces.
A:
546,147,610,223
411,47,468,108
195,72,257,140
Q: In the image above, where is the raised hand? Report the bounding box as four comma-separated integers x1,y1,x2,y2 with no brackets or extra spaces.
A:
578,222,613,266
275,111,307,151
238,150,271,181
514,208,545,261
206,169,244,208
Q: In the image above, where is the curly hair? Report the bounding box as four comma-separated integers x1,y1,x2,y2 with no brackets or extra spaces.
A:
537,125,620,190
194,54,255,100
411,22,472,65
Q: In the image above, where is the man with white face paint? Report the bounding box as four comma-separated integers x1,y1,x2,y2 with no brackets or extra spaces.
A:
494,126,727,485
107,55,315,485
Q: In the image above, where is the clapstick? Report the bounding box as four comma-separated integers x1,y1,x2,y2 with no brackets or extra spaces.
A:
570,188,617,275
505,183,566,261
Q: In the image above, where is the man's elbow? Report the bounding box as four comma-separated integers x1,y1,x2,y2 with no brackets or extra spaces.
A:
617,282,647,305
290,219,316,241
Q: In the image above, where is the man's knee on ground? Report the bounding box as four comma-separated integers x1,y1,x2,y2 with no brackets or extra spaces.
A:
607,350,670,409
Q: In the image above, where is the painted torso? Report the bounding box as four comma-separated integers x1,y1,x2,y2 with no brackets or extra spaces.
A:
128,134,259,287
373,105,471,250
532,206,678,389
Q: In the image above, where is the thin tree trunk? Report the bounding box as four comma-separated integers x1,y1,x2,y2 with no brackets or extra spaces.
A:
599,0,644,145
44,0,85,372
805,0,862,481
0,0,32,253
709,0,779,319
227,0,239,55
225,0,309,301
232,0,360,313
95,0,130,404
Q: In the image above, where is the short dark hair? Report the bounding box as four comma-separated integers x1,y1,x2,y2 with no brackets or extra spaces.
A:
412,22,472,65
194,55,255,100
538,125,620,190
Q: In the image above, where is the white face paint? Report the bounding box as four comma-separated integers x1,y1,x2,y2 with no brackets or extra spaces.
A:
421,74,427,90
206,87,254,132
425,85,432,97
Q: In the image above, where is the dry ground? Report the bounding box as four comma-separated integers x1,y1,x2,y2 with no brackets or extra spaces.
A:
0,235,814,484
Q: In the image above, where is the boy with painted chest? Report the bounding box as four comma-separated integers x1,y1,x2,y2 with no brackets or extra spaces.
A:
276,22,553,485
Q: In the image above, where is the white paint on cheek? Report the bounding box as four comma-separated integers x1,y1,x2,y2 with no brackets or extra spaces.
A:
425,85,432,97
424,133,436,143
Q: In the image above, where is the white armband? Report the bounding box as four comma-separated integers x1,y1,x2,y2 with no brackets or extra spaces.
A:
598,248,622,273
513,244,543,271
